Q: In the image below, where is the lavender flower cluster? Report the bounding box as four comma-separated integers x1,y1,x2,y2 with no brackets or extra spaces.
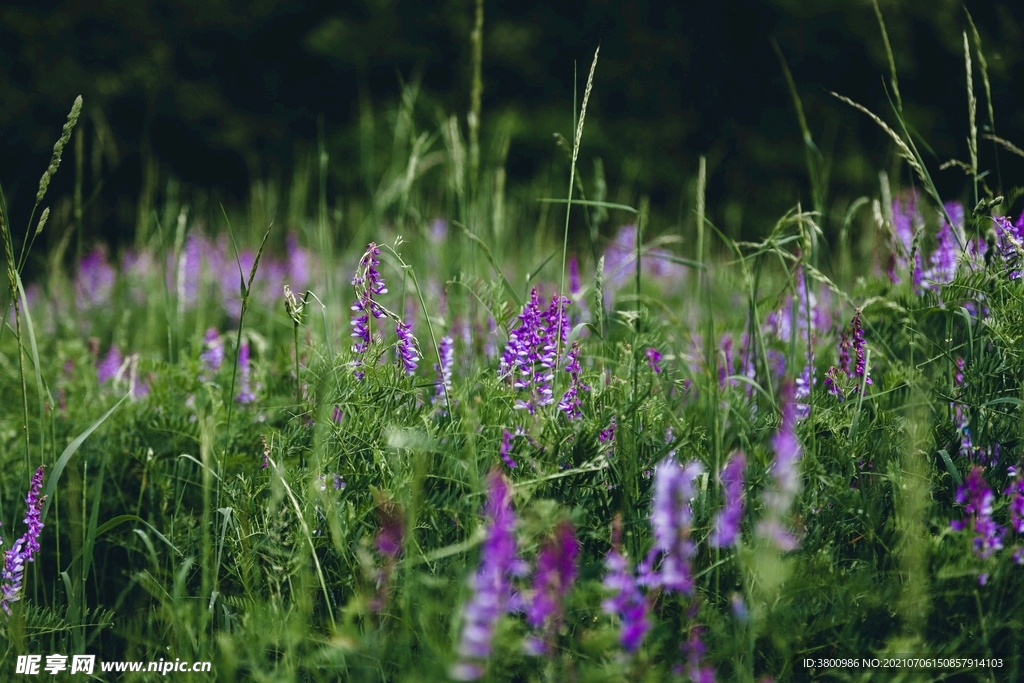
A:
950,464,1024,580
451,471,529,680
499,288,580,416
348,243,420,381
2,466,46,615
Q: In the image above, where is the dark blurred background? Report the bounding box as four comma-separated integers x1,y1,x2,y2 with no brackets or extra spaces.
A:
3,0,1024,257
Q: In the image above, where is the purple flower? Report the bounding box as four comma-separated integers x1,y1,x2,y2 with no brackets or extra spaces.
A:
684,626,717,683
524,520,579,655
375,500,405,560
236,342,256,404
993,215,1024,280
499,429,518,469
557,341,589,421
435,335,454,401
286,232,311,291
332,405,344,423
499,289,570,414
889,191,920,282
923,219,958,290
951,466,1004,560
603,225,686,298
646,347,663,374
569,255,582,296
396,321,420,375
350,243,388,380
97,345,123,384
2,466,45,615
711,452,746,548
599,417,617,444
602,520,650,653
75,247,116,310
200,328,224,380
757,387,802,550
639,458,704,594
429,218,448,243
452,471,526,679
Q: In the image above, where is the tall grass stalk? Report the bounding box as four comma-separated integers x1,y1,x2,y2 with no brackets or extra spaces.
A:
557,46,599,366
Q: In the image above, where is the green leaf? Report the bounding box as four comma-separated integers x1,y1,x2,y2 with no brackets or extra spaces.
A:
41,395,128,526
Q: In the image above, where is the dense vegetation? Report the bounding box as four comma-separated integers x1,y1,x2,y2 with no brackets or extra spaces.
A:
3,12,1024,683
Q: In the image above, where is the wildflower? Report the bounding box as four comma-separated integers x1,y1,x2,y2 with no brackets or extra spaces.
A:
286,232,311,291
429,218,448,243
992,215,1024,280
396,321,420,375
451,471,526,680
889,191,920,283
435,335,454,401
499,429,518,469
75,246,116,310
525,520,579,655
602,518,650,653
236,342,256,404
350,243,388,380
951,466,1004,560
599,417,617,445
757,386,802,550
569,254,582,296
499,289,571,414
2,466,45,615
200,328,224,379
639,459,704,594
96,345,123,384
260,435,270,469
850,310,871,387
922,218,958,290
332,405,344,423
375,499,405,560
602,225,686,296
557,341,589,421
646,347,663,374
684,626,717,683
718,335,733,388
711,452,746,548
792,267,816,413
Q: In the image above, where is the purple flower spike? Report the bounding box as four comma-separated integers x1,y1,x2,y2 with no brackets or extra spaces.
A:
711,452,746,548
639,458,704,594
557,341,589,421
236,342,256,404
951,466,1004,560
758,385,803,550
435,335,454,402
350,243,387,380
602,520,650,653
684,626,717,683
525,520,579,655
2,466,46,615
395,321,419,375
646,347,663,374
499,429,518,469
569,255,581,296
200,328,224,380
500,288,571,414
97,345,123,384
75,247,116,310
452,471,526,680
1007,477,1024,535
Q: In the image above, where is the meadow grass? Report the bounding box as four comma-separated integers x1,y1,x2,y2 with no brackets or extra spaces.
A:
2,16,1024,683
